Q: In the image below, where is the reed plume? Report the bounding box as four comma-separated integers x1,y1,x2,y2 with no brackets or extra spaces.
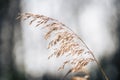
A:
17,13,109,80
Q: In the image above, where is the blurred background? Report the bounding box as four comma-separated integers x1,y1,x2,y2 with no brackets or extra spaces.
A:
0,0,120,80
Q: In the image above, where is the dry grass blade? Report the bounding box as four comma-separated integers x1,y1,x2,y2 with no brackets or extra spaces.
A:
17,13,109,80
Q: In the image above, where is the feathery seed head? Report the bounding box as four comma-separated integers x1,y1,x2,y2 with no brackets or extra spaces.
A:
17,12,94,73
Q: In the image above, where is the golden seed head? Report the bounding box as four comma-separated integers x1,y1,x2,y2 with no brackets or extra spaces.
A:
18,13,94,73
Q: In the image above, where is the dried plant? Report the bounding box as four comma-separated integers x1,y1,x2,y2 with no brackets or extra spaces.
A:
17,13,109,80
71,76,89,80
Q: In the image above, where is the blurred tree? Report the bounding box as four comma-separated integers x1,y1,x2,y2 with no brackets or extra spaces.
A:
0,0,26,80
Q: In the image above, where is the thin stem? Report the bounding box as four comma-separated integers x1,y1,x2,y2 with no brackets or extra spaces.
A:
62,69,72,80
90,52,109,80
65,26,109,80
77,36,109,80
